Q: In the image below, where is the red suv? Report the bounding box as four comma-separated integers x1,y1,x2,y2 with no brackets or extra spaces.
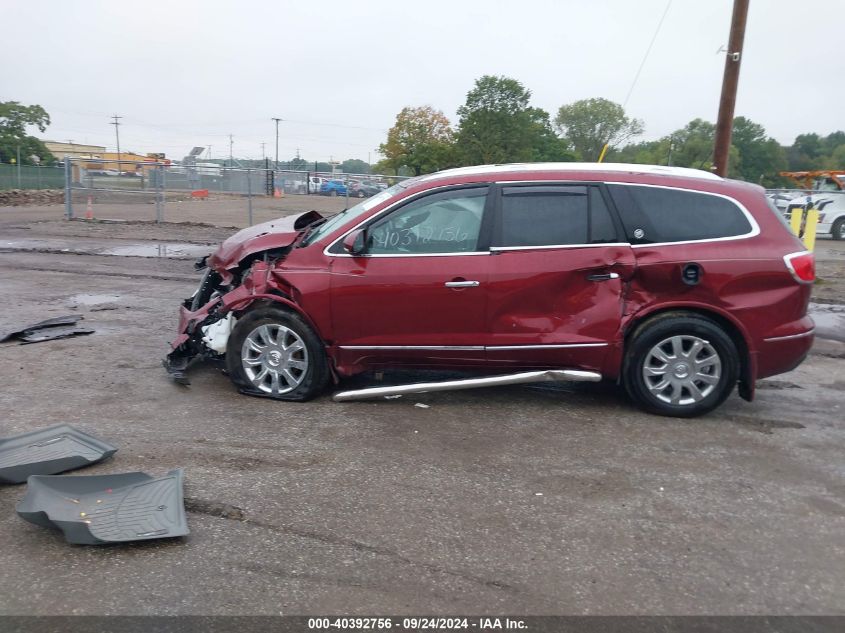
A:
165,163,815,417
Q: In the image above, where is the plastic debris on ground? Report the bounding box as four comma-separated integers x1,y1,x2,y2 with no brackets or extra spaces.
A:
0,424,117,485
17,468,188,545
0,315,93,345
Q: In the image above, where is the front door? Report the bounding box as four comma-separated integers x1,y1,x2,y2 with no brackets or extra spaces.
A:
485,183,636,372
330,185,493,368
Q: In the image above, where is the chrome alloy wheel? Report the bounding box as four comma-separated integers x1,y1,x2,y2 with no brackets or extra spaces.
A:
241,324,308,395
642,335,722,406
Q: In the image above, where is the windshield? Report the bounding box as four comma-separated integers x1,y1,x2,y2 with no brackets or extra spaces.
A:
299,178,418,246
813,177,842,192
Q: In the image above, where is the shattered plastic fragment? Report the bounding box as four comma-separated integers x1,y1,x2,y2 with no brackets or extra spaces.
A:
19,327,94,344
0,315,85,343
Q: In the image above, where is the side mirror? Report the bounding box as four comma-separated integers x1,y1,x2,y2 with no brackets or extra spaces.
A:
342,229,366,255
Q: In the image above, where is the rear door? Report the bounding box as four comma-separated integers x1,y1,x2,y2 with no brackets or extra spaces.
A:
485,183,636,372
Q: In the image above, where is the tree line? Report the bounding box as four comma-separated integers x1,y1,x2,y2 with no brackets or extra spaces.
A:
5,89,843,188
376,75,845,187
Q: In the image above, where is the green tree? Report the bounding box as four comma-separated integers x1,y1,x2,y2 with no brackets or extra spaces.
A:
341,158,370,174
0,101,54,164
288,156,308,170
456,75,572,165
554,97,644,161
730,116,786,186
786,131,845,171
611,118,731,173
380,105,456,176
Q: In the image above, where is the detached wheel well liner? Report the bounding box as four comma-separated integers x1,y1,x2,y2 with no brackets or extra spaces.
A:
622,307,753,401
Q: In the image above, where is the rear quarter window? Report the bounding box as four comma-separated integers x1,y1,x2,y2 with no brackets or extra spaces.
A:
607,184,753,244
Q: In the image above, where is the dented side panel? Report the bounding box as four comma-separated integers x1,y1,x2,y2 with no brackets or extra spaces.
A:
617,239,814,382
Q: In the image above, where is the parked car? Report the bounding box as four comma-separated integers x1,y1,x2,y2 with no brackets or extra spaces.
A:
320,179,348,196
308,176,325,194
165,163,814,417
350,180,381,198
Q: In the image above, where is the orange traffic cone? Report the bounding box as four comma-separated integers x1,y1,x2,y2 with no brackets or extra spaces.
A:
273,187,282,198
85,195,94,220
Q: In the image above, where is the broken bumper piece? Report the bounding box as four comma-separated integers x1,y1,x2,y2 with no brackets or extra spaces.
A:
1,314,93,344
17,468,188,545
0,424,117,485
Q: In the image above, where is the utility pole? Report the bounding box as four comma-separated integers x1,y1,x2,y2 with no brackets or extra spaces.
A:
229,134,234,167
260,142,266,161
712,0,750,177
271,117,283,170
110,115,123,173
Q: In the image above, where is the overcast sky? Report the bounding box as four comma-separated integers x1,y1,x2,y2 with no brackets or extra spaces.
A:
4,0,843,163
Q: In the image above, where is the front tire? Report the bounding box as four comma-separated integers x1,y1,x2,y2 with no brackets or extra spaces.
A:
623,313,739,417
832,217,845,241
225,306,329,401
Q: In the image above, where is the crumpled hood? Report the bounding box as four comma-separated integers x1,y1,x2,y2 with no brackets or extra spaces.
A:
207,210,323,272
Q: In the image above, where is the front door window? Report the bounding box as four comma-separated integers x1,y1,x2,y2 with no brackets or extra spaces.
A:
366,187,487,255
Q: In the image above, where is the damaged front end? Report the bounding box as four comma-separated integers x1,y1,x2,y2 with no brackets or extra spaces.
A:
163,211,323,384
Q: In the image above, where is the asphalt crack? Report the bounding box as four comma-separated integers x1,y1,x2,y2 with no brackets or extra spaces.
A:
182,495,512,591
245,517,514,592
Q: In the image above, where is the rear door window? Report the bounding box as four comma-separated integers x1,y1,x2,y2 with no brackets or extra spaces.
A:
495,185,618,247
607,184,753,244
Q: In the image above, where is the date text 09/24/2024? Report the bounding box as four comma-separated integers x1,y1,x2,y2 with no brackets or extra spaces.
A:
307,618,527,630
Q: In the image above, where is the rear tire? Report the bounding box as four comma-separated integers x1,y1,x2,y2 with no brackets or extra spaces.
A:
226,306,329,401
832,217,845,241
623,313,739,417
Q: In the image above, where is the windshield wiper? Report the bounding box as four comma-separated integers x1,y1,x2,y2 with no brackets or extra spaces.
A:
297,217,328,246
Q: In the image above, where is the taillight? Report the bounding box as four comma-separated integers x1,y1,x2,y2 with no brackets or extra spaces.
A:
784,251,815,284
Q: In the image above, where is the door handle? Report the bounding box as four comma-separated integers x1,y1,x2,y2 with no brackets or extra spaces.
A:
586,272,620,282
445,280,480,288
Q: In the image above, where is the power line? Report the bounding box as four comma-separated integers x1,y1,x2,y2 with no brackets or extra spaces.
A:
622,0,673,109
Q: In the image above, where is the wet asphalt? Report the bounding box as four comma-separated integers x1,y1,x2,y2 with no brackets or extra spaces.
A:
0,219,843,615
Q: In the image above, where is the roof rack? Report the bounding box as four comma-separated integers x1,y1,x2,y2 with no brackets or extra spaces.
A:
421,162,722,182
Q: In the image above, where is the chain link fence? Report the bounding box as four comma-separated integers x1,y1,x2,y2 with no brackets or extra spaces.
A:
62,157,410,226
0,163,65,190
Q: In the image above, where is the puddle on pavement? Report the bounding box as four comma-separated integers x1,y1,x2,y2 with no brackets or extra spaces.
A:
69,293,122,306
100,243,211,258
809,304,845,343
1,238,211,259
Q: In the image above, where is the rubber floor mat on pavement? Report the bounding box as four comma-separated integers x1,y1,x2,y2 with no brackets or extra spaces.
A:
17,468,188,545
0,424,117,484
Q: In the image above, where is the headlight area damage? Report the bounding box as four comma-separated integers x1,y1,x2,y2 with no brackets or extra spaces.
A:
163,210,324,386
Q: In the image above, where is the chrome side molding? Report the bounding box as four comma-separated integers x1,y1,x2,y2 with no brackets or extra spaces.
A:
332,369,602,402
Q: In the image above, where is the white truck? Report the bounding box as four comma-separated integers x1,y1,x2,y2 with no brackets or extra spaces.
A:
781,171,845,240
